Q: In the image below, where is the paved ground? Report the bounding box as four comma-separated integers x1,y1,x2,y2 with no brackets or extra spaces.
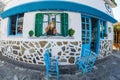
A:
0,50,120,80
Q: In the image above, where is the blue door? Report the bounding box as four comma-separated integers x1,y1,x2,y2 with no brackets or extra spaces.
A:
81,15,92,56
94,20,100,54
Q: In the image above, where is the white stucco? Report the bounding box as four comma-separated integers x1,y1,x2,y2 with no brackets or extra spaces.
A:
107,21,114,40
0,11,81,41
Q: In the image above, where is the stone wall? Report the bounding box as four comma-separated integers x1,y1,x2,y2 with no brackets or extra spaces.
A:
98,40,113,59
0,40,82,65
0,40,113,65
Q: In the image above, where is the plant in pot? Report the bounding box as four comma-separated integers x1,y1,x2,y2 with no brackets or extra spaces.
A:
68,28,75,37
104,33,108,39
29,30,34,37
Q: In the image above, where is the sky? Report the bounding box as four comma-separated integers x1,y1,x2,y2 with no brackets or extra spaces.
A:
112,0,120,22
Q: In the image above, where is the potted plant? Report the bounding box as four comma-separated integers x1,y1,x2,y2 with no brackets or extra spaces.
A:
68,28,75,36
104,33,108,39
29,30,34,37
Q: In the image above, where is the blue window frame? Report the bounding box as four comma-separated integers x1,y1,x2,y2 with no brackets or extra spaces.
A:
100,20,107,39
8,13,24,36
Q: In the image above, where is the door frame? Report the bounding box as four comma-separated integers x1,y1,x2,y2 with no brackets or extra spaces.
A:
95,19,100,54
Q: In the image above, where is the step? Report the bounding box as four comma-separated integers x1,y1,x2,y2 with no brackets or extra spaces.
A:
49,75,59,80
48,67,57,71
49,71,57,75
48,67,56,71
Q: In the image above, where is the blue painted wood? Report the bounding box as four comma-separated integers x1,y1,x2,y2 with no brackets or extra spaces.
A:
8,17,11,36
1,1,117,23
81,15,92,57
76,49,98,74
95,20,100,54
44,49,51,78
44,49,59,80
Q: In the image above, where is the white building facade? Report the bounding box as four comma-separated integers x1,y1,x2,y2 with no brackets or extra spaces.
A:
0,0,117,65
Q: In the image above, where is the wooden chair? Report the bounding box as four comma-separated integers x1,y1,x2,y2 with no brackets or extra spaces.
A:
76,49,97,74
44,49,59,80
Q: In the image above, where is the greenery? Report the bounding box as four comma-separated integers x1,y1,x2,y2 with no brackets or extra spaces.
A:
104,33,108,37
68,28,75,36
29,30,34,37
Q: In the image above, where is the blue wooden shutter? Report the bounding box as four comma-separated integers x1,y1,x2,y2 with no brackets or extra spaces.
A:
35,13,43,37
61,13,68,37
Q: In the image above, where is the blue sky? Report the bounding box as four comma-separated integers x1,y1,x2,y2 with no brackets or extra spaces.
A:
112,0,120,21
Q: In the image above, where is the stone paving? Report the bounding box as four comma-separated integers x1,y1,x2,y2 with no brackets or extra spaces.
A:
0,50,120,80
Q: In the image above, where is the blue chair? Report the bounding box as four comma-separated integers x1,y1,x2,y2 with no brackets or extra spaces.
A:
44,49,51,78
76,49,97,74
44,49,59,80
87,51,97,72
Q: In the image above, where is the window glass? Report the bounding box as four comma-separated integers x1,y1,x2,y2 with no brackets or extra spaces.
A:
43,15,48,22
10,15,17,35
9,14,24,36
86,18,89,23
56,23,61,34
17,14,24,34
82,24,85,30
87,31,89,37
86,24,89,30
56,14,61,22
82,17,85,22
43,22,49,34
86,38,89,44
82,38,86,44
42,13,62,36
82,31,85,37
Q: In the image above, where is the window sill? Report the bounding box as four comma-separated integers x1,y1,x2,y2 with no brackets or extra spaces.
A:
8,35,23,38
28,36,74,39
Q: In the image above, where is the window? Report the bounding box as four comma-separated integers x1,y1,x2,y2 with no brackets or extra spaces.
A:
9,14,24,36
42,13,61,36
100,20,106,39
81,16,91,44
35,13,68,37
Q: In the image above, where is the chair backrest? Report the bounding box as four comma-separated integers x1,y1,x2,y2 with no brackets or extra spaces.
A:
44,49,51,66
89,51,97,63
82,49,91,57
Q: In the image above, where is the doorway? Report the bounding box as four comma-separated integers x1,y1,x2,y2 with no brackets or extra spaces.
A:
91,18,100,54
81,15,100,56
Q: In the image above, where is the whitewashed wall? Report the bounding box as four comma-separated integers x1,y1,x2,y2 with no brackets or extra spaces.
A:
0,11,81,41
107,21,114,40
